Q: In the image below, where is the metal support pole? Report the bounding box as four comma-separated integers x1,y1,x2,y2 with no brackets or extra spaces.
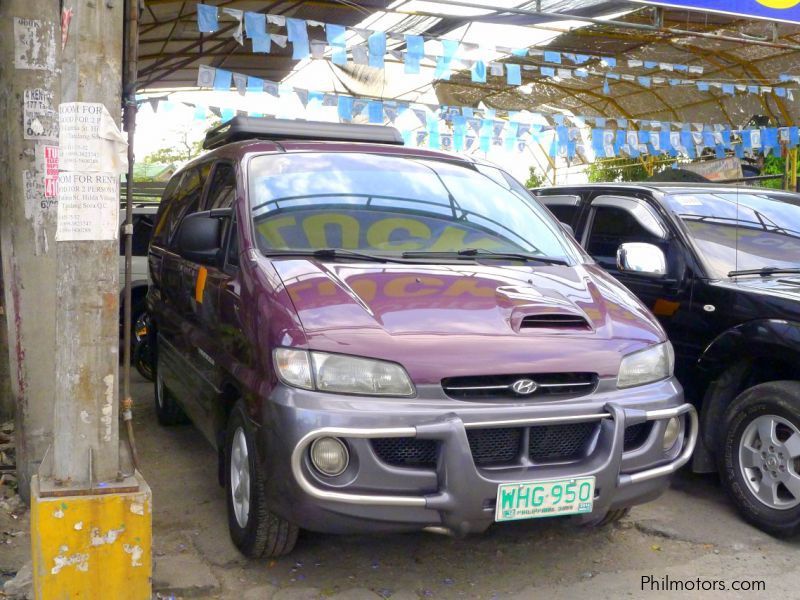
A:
122,0,141,472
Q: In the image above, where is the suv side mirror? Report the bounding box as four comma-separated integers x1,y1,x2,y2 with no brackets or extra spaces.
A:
560,222,575,237
176,208,232,264
617,242,667,277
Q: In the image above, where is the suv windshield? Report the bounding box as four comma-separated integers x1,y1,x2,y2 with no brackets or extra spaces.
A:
664,191,800,278
248,152,575,262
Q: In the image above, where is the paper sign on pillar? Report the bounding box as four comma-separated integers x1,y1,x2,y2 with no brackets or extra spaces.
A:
55,102,128,241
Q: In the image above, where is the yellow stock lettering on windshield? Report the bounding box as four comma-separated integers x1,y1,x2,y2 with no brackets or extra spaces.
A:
259,216,296,247
257,212,506,252
302,213,360,249
366,218,431,251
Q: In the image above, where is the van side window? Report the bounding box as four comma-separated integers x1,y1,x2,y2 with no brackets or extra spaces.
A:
151,175,183,248
586,206,662,268
166,164,211,249
205,163,237,210
226,219,239,268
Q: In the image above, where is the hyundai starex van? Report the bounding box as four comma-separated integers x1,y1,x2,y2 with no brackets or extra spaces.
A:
147,117,697,557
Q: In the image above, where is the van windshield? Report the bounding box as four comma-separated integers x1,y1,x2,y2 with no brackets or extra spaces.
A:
248,152,575,262
664,191,800,278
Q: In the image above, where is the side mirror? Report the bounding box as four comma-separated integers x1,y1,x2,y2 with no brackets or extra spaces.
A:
617,242,667,277
560,222,575,237
176,208,231,264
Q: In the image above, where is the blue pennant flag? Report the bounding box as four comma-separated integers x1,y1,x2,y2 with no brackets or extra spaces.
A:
747,85,759,94
659,130,671,155
644,60,657,69
735,143,744,158
453,115,466,151
702,131,715,148
722,84,735,95
511,48,528,57
327,24,347,65
244,12,266,38
775,87,787,98
763,127,779,154
197,4,219,33
213,69,232,91
434,57,451,80
741,129,753,150
246,76,264,92
715,145,725,159
368,100,383,124
603,56,616,68
603,77,610,95
221,107,235,121
471,60,487,83
286,18,309,60
368,31,386,68
791,127,800,148
507,64,521,86
673,64,688,72
427,115,440,150
637,76,651,88
252,34,271,53
697,82,709,92
405,35,424,74
193,105,207,120
442,39,460,62
462,107,474,118
543,51,561,64
591,128,605,157
337,96,354,121
541,66,555,78
504,122,519,152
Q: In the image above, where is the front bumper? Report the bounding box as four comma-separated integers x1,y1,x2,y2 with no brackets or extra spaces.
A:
260,379,697,535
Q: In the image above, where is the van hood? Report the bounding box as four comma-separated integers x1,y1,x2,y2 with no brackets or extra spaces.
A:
271,259,664,382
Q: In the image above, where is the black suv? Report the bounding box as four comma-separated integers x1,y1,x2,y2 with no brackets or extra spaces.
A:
534,183,800,536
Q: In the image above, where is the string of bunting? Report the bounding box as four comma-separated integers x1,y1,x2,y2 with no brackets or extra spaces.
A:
194,3,799,99
145,64,800,162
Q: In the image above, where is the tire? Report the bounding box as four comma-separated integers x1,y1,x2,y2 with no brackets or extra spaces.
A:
225,400,298,558
154,348,188,426
582,507,630,528
719,381,800,537
134,338,154,381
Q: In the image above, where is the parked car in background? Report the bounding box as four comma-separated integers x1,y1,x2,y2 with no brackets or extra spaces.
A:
119,203,158,343
147,117,696,558
534,183,800,536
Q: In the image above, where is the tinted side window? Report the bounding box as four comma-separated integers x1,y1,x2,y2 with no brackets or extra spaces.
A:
205,163,237,210
151,175,183,248
227,220,239,268
154,163,211,250
586,206,662,267
549,205,579,227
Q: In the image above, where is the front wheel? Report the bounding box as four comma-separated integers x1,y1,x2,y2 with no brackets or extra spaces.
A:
719,381,800,537
225,401,298,558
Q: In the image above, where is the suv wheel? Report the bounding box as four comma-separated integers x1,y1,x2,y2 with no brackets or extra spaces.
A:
225,400,298,558
154,350,188,426
719,381,800,537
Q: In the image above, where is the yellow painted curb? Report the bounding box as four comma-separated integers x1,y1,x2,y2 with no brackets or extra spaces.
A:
30,473,152,599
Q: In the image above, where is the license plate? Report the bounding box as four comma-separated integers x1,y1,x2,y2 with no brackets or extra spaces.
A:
495,476,595,522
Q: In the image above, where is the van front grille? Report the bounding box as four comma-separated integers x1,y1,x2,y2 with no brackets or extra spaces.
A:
528,422,597,462
442,372,597,401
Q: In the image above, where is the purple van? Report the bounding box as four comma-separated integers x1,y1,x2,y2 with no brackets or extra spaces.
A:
147,118,697,557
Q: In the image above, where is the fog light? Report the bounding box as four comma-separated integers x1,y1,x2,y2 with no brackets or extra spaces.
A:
310,437,349,476
662,417,681,451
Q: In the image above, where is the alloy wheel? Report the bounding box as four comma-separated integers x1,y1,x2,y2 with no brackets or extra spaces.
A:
230,427,251,528
738,414,800,510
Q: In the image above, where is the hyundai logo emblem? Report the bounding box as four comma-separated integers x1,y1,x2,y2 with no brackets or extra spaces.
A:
511,378,538,396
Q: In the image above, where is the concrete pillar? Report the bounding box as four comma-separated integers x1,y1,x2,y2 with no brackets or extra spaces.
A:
0,1,61,500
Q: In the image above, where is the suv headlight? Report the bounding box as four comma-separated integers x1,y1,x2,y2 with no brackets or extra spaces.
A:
617,342,674,389
274,348,415,397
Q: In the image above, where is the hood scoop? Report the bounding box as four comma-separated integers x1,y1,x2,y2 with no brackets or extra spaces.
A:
519,313,591,330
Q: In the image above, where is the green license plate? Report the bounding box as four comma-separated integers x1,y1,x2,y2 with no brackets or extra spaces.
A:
495,476,595,522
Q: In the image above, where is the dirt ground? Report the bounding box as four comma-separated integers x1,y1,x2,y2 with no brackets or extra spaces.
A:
3,372,800,599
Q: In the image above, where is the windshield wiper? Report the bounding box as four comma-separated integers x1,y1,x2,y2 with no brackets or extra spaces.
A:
728,267,800,277
401,248,569,266
262,248,412,263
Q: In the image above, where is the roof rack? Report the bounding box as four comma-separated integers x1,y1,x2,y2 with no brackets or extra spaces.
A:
202,116,405,150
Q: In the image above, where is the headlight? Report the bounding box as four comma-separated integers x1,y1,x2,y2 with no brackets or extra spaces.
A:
617,342,674,388
274,348,415,397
